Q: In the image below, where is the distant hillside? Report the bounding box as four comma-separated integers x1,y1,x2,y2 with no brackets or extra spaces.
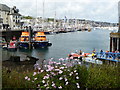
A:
22,16,34,19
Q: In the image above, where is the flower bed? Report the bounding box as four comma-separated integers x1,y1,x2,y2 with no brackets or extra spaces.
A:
2,58,120,89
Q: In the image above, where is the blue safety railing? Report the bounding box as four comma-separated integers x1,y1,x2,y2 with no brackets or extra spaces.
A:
95,52,120,62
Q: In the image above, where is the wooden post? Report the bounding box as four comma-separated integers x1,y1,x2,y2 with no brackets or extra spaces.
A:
118,1,120,33
28,26,33,49
119,38,120,51
117,38,119,50
113,38,115,51
110,37,112,52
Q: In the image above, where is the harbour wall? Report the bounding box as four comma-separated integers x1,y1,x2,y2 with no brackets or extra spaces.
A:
0,30,24,42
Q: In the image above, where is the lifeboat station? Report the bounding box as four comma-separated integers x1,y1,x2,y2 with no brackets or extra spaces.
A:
110,2,120,52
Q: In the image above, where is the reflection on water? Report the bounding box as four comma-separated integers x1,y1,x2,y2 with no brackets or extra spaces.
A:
1,29,111,61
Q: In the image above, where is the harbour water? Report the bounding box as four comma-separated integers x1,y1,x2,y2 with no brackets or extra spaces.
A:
1,29,112,62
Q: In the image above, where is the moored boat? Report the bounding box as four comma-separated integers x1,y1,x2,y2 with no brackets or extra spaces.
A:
33,32,52,48
68,53,90,59
18,32,30,49
8,41,17,51
0,36,7,48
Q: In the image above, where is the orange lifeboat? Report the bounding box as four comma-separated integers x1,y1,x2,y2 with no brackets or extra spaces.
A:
19,32,30,49
33,32,52,48
34,32,46,41
20,32,29,42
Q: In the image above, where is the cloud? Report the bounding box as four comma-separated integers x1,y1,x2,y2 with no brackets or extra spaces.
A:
1,0,119,23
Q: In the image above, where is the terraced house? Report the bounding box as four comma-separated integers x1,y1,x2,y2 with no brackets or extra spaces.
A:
0,4,22,30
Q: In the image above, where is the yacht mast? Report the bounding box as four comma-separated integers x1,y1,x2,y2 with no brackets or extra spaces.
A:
42,0,45,31
54,11,56,32
53,2,56,32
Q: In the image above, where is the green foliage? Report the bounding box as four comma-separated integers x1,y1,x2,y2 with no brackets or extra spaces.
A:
2,64,120,89
47,18,54,22
22,16,33,19
86,64,120,88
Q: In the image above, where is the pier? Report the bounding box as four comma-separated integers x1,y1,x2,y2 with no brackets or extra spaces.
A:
96,52,120,64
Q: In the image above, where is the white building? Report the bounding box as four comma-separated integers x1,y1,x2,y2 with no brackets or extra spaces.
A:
0,4,10,29
0,4,22,30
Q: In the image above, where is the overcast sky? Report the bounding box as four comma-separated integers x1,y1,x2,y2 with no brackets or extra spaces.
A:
1,0,120,23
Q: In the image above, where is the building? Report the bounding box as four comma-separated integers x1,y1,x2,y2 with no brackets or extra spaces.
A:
9,6,22,30
109,1,120,52
0,4,10,29
0,4,22,30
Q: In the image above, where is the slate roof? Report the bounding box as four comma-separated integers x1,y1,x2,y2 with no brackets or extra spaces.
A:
0,4,10,12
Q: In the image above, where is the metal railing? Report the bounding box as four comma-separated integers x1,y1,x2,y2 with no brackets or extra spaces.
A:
96,52,120,62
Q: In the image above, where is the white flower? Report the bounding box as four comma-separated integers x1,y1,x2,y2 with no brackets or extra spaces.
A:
65,66,67,68
56,62,61,65
38,68,41,70
25,76,28,80
74,70,77,72
38,84,40,87
43,75,49,79
60,67,64,69
59,77,63,80
27,78,30,81
65,82,68,85
66,57,69,60
78,62,81,64
58,86,62,89
52,83,55,87
76,76,79,79
76,83,79,86
44,65,47,67
51,72,56,76
41,70,44,73
69,72,73,76
55,69,60,71
65,78,67,81
69,73,72,76
55,66,58,68
77,85,80,88
58,70,63,74
71,72,73,74
34,78,37,80
76,73,78,75
42,80,45,83
33,72,37,76
46,87,50,89
44,84,47,87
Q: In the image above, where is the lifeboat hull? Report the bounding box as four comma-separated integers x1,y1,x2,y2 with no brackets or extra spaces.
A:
33,41,51,48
